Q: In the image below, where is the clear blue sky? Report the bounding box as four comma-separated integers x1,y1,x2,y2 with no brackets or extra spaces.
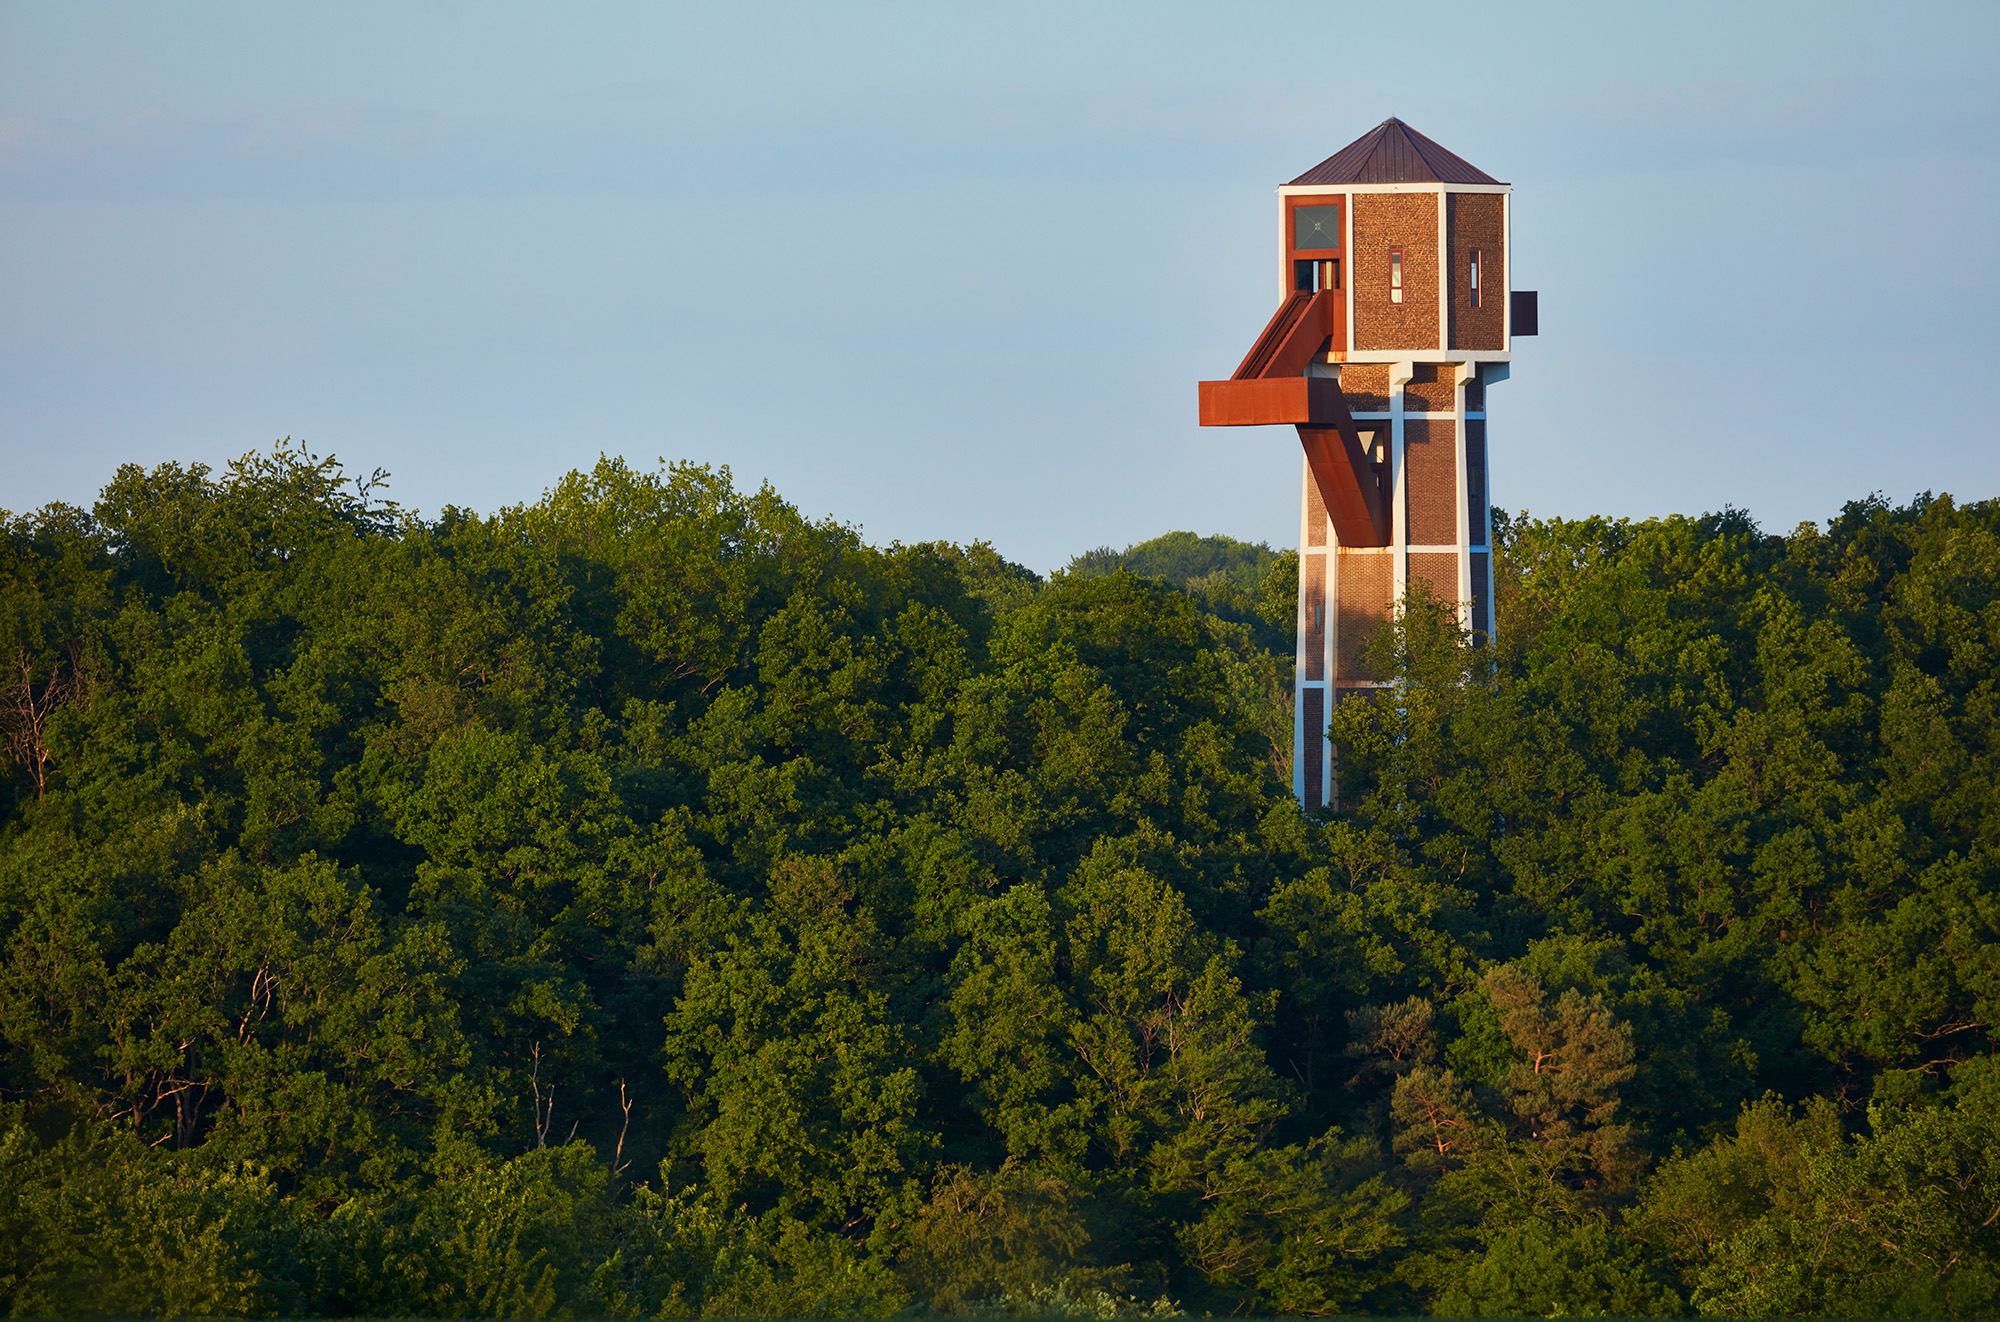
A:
3,1,1996,570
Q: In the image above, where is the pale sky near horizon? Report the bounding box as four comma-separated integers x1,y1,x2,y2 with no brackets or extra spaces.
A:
3,1,1997,571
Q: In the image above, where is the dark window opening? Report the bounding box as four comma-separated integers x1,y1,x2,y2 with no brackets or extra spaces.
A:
1469,249,1481,308
1302,688,1325,805
1511,290,1539,336
1389,247,1404,304
1293,259,1341,293
1467,421,1488,546
1471,553,1491,647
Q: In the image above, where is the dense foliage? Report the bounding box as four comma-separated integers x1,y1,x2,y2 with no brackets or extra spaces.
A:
1066,531,1284,604
1,446,1997,1317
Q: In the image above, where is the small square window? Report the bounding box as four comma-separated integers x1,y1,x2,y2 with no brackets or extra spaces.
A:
1293,205,1341,251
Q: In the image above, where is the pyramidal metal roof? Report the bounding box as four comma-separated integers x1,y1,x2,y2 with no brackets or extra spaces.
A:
1287,118,1501,186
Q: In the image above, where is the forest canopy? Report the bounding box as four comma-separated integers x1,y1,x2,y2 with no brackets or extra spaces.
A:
1,445,1998,1318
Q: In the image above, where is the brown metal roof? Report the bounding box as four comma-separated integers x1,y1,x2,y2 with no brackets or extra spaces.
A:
1287,118,1502,186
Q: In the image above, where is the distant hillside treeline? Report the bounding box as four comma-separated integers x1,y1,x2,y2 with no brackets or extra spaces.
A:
1066,530,1285,600
1,446,1997,1318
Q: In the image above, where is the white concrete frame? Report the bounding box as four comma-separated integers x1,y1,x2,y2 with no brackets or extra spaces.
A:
1272,181,1515,364
1344,192,1356,352
1389,359,1414,610
1295,457,1334,807
1275,178,1520,804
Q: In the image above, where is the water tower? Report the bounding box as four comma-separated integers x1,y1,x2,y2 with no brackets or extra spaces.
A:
1198,118,1534,808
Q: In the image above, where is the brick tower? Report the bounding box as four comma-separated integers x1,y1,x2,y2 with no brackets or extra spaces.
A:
1198,118,1535,808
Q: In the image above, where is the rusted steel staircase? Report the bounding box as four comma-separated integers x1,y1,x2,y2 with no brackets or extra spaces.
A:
1234,290,1319,378
1197,290,1390,547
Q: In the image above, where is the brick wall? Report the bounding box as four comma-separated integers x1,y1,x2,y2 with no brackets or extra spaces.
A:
1409,551,1461,605
1404,420,1459,546
1448,193,1505,351
1304,469,1328,548
1354,192,1440,352
1336,551,1393,679
1404,362,1457,413
1299,553,1326,680
1340,363,1392,414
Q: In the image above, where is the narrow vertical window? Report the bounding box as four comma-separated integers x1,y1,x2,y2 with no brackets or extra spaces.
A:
1389,247,1404,304
1469,249,1481,308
